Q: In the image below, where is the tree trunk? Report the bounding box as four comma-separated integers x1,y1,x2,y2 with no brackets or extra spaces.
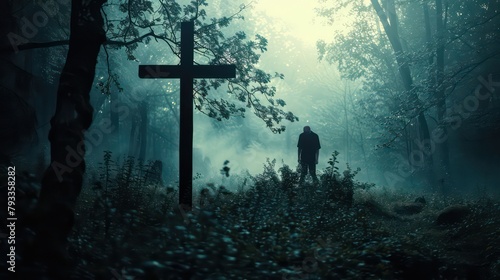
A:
435,0,446,134
129,110,138,156
435,0,451,194
110,91,120,145
343,84,350,163
371,0,436,188
0,1,38,158
138,101,148,162
33,0,106,266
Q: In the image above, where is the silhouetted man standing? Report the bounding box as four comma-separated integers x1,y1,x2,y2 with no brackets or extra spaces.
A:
297,126,321,184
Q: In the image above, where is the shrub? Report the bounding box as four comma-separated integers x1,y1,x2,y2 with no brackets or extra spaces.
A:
320,151,362,207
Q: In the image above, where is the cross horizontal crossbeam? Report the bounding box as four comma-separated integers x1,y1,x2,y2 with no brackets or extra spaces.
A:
139,65,236,79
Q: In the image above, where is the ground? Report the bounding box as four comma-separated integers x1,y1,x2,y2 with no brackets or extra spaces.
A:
1,161,499,279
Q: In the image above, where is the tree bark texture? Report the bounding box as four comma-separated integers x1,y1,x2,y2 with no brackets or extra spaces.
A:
35,0,106,262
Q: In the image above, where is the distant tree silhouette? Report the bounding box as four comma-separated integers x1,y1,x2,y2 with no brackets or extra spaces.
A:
0,1,38,159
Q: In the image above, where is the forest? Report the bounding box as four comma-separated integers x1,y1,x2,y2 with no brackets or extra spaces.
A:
0,0,499,279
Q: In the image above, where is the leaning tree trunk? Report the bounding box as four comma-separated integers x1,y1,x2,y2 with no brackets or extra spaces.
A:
33,0,106,265
371,0,437,189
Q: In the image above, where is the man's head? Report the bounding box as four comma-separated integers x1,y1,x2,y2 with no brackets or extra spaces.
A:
303,126,311,133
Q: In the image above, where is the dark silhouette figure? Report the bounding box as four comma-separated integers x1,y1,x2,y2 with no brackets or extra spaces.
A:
297,126,321,184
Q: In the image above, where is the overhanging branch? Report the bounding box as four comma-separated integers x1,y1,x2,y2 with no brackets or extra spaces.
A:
0,31,159,53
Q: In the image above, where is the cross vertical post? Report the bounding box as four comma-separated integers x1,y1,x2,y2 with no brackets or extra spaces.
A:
179,21,194,208
138,21,236,209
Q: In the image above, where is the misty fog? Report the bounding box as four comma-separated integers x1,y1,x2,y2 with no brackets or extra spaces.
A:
2,0,500,279
5,0,499,196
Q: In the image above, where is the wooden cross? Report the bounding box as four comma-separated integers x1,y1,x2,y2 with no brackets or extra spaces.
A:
139,21,236,209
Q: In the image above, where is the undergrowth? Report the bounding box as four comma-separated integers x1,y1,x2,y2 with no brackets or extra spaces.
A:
68,151,498,280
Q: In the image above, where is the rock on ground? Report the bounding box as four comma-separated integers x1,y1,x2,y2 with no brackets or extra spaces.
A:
436,205,471,225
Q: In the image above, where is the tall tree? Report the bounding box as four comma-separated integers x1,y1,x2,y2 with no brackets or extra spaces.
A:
370,0,436,187
317,0,500,190
29,0,107,269
423,0,451,191
318,0,437,187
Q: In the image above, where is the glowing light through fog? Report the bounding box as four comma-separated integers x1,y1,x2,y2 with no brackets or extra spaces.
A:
253,0,338,44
